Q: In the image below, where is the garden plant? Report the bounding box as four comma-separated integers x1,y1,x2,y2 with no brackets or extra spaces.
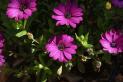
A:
1,0,123,82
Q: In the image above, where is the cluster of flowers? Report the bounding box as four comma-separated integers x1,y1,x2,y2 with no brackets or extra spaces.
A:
5,0,123,63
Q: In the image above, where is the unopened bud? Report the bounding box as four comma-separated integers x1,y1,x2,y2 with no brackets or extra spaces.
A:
27,32,34,40
106,1,112,10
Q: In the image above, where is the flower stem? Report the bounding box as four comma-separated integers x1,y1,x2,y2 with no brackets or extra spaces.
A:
23,20,27,29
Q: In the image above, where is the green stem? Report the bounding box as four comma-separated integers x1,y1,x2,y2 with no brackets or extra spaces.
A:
41,72,47,82
16,22,20,30
23,20,27,29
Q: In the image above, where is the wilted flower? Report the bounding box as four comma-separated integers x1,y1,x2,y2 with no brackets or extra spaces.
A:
111,0,123,8
45,34,77,62
100,29,123,54
6,0,37,21
52,0,83,28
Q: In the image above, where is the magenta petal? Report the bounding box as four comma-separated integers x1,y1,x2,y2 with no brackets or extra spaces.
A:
108,48,118,54
71,7,83,14
63,51,72,60
64,48,76,54
46,44,57,52
71,12,83,16
70,45,77,49
58,52,65,62
52,15,66,21
24,9,32,16
52,50,60,60
8,2,20,8
70,17,83,24
53,8,64,15
69,20,76,28
56,21,66,26
105,32,112,42
62,34,74,43
49,52,55,57
100,39,111,48
29,2,37,8
113,33,120,41
57,4,65,13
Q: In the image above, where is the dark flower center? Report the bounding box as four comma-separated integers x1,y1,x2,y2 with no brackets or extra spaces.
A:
110,42,117,48
65,12,72,18
20,4,27,11
58,43,65,51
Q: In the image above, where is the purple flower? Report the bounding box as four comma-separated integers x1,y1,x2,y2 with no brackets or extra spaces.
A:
0,33,5,66
52,0,83,28
0,55,5,66
6,0,37,21
111,0,123,8
100,29,123,54
45,34,77,62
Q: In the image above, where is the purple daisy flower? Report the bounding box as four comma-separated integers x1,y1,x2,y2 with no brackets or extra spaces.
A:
99,29,123,54
0,33,5,66
45,34,77,62
6,0,37,21
52,0,83,28
111,0,123,8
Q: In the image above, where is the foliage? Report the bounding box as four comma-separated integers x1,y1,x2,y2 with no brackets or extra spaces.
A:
0,0,123,82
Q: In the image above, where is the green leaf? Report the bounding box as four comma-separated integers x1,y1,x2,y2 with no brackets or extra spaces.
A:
77,62,85,73
16,30,27,37
42,79,47,82
102,54,111,63
44,67,52,75
75,33,93,48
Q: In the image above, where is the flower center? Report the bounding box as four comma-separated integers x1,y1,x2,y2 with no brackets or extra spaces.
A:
58,43,65,51
20,4,27,11
110,42,117,48
65,12,71,18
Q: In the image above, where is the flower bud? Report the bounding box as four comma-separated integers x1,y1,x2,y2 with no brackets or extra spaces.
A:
106,1,112,10
27,32,34,40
